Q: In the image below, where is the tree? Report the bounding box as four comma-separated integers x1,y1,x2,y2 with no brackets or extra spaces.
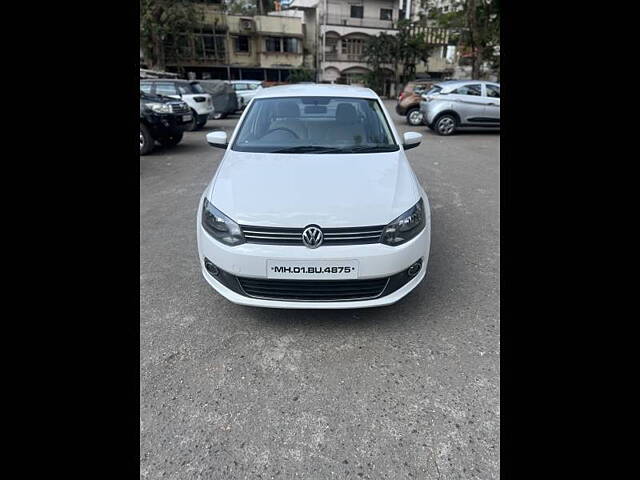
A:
140,0,203,71
395,19,434,85
362,33,394,94
363,20,433,94
420,0,500,79
288,69,315,83
225,0,276,15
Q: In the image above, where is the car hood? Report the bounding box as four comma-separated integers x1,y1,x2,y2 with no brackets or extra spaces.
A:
210,150,421,227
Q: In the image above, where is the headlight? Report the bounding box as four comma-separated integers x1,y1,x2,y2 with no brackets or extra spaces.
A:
145,102,172,114
380,198,426,246
201,198,245,246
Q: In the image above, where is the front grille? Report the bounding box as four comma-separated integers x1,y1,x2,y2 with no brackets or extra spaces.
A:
240,225,385,246
170,102,190,114
237,277,389,301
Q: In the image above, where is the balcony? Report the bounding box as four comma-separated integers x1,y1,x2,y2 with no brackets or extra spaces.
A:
325,52,365,62
324,14,396,30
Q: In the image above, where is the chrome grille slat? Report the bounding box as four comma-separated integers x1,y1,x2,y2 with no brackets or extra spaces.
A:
244,235,301,240
240,224,384,246
243,230,302,236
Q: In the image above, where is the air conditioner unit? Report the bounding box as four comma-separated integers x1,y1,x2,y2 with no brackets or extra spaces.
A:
240,18,254,31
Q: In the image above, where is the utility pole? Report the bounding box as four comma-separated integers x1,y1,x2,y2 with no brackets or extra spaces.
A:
322,0,327,81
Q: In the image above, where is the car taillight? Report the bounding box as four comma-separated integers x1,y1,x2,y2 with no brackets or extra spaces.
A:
398,93,404,101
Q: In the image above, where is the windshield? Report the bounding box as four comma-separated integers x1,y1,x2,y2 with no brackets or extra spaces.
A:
232,96,398,154
190,82,205,93
424,86,442,96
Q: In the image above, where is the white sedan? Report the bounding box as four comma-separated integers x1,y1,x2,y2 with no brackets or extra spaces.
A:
197,84,430,309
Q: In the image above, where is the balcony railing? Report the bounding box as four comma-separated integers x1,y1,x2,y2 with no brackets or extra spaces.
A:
324,14,396,30
325,52,365,62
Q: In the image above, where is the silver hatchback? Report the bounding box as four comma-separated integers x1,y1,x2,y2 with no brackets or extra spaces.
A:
420,80,500,136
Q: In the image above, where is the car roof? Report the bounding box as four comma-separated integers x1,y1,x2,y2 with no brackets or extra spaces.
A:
227,80,263,84
253,83,378,99
140,79,199,84
435,80,500,90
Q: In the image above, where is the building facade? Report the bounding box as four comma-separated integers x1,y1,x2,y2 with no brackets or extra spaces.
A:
284,0,456,89
155,1,306,81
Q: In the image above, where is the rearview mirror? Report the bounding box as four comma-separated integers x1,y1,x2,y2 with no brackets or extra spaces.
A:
403,132,422,150
207,131,228,149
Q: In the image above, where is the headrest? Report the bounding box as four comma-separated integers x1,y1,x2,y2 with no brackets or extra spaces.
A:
276,101,300,118
335,103,358,123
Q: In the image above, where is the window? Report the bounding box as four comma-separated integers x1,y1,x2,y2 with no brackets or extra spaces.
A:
201,35,226,60
283,38,300,53
235,36,249,53
177,84,191,94
265,37,300,54
380,8,392,20
424,85,442,96
232,96,398,153
155,83,178,96
452,84,482,96
140,83,152,94
350,5,364,18
189,83,206,93
413,85,429,95
266,37,281,52
341,38,365,58
486,84,500,98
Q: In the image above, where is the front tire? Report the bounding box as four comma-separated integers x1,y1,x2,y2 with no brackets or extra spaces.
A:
196,116,208,129
140,124,154,155
158,132,183,147
406,108,423,126
186,109,198,131
434,114,458,136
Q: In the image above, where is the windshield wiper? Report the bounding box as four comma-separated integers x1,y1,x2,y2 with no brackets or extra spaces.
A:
270,145,344,154
337,145,399,153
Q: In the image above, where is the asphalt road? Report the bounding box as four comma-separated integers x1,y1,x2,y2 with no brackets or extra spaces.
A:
140,100,500,479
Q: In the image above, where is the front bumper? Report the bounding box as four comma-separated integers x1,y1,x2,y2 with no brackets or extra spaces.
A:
200,261,427,309
145,114,190,137
420,101,436,125
196,210,430,309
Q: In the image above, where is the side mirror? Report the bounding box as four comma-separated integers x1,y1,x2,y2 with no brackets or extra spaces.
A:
403,131,422,150
207,131,228,149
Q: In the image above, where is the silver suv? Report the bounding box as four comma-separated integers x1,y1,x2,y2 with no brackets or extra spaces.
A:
420,80,500,136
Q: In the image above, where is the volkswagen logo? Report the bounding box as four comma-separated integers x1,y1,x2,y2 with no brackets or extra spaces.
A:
302,225,323,249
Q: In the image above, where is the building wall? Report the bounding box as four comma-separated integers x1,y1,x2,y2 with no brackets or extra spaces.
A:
162,2,304,78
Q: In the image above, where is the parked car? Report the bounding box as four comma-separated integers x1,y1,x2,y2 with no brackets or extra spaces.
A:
197,84,430,309
396,80,436,126
139,91,191,155
420,80,500,135
227,80,263,110
140,79,214,130
197,79,238,119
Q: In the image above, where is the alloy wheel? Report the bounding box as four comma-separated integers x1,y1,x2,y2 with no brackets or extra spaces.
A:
438,116,455,135
409,110,423,125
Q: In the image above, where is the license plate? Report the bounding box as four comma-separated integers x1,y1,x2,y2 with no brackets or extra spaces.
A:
267,260,359,279
182,114,192,122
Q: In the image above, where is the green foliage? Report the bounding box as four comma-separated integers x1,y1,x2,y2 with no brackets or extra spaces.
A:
225,0,276,15
420,0,500,78
362,20,434,91
140,0,203,71
288,69,315,83
362,33,394,93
